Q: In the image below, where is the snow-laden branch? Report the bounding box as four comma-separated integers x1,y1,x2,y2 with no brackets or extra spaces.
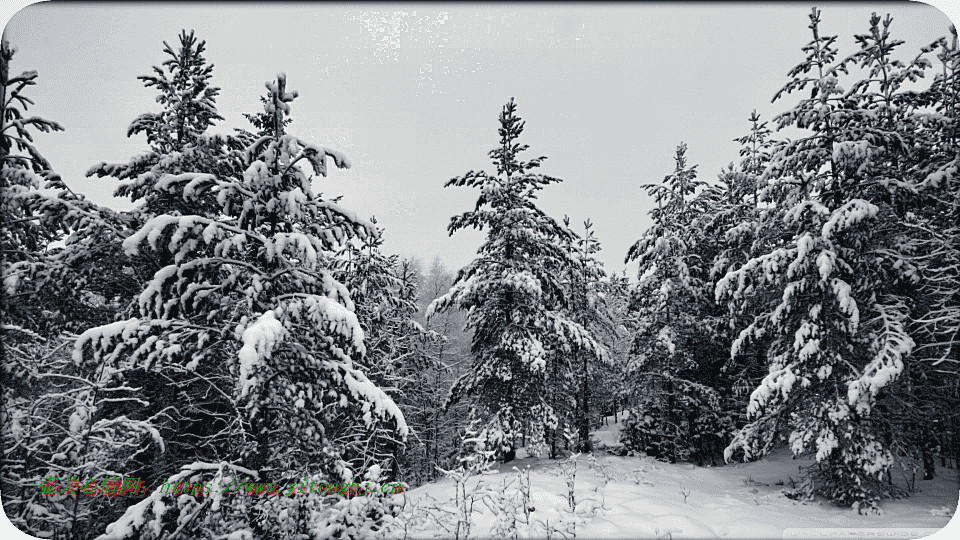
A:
847,300,914,415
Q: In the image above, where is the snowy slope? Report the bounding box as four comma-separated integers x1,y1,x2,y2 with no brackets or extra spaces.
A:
392,415,959,539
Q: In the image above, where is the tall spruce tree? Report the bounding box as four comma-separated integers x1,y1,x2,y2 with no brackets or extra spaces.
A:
622,143,736,465
79,33,263,493
559,217,614,453
1,39,65,334
717,9,955,512
80,73,407,539
911,24,960,477
428,98,605,462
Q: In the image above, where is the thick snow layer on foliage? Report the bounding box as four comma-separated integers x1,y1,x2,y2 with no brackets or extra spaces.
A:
341,367,409,438
265,232,319,269
73,318,144,364
503,270,543,299
285,295,365,354
302,141,352,171
238,310,286,398
847,303,914,415
638,262,658,283
822,199,879,240
816,249,837,281
501,333,546,370
657,326,677,355
138,265,178,316
747,364,798,416
793,320,820,362
831,278,860,331
922,160,958,189
94,462,260,540
279,187,308,219
833,140,871,163
243,160,271,186
122,214,180,256
318,199,376,239
789,233,816,279
783,199,831,225
715,248,791,302
2,271,19,295
155,172,218,198
426,274,478,319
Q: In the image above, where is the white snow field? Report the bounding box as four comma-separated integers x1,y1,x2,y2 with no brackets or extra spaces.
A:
391,416,959,539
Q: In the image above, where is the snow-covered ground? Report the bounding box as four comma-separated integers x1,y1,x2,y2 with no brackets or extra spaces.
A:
2,415,953,539
393,415,960,539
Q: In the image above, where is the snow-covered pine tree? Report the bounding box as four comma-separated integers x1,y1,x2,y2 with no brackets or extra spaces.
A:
710,111,776,298
844,21,960,485
702,113,783,441
597,270,635,428
543,220,580,459
428,98,605,462
81,30,241,352
86,30,231,223
1,38,65,335
239,94,295,140
732,110,774,208
558,216,615,454
622,143,735,465
717,9,950,512
1,39,165,540
540,217,601,458
78,72,407,539
898,24,960,477
79,31,268,496
128,30,222,154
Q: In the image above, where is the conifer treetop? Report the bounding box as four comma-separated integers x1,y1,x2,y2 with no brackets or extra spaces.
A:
443,98,566,244
1,39,64,174
128,29,224,153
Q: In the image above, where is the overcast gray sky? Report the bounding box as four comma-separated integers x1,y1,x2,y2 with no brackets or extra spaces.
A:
2,2,956,276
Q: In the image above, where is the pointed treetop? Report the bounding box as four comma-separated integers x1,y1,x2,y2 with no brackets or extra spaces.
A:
128,29,223,152
488,97,545,179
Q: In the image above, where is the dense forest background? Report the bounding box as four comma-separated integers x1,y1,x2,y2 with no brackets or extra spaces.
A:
2,6,960,539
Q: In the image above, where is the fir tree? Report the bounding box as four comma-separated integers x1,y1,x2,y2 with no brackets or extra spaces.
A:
80,73,407,539
76,33,259,501
717,9,954,512
622,143,735,465
128,30,222,154
428,98,605,462
1,38,64,333
900,24,960,479
559,216,614,453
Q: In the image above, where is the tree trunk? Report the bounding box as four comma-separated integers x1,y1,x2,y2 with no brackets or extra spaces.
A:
579,350,591,453
431,339,446,480
922,426,937,480
923,449,936,480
